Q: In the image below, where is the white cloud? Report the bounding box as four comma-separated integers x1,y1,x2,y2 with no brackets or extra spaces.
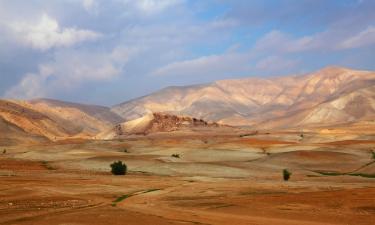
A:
9,14,101,51
136,0,181,13
120,0,183,14
5,65,53,99
152,52,250,77
254,30,314,53
5,47,136,99
339,26,375,49
82,0,95,11
254,26,375,55
255,56,299,73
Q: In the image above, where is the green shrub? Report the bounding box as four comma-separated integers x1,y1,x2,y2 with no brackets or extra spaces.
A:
372,151,375,160
110,161,127,175
171,154,180,158
283,169,291,181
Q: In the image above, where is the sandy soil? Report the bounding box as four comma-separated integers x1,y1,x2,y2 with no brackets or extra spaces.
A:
0,130,374,225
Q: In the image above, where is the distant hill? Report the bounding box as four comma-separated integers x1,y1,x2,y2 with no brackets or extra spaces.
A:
96,112,221,139
1,66,375,144
112,66,375,128
0,99,121,144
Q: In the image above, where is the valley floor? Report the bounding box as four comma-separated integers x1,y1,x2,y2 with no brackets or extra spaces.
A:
0,130,374,225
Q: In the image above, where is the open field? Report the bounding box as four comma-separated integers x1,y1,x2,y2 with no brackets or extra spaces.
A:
1,129,374,225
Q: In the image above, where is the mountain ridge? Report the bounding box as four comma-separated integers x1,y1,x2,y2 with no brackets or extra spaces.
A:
112,66,375,127
1,66,374,143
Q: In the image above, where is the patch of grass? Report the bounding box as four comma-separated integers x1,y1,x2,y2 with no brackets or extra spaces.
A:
41,161,56,170
349,173,375,178
240,191,287,196
211,204,235,209
306,174,320,177
113,194,132,203
239,131,258,137
112,189,160,206
112,192,135,206
315,171,343,176
313,170,375,179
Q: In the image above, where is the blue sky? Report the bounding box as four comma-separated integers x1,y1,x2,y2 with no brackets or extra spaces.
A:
0,0,374,105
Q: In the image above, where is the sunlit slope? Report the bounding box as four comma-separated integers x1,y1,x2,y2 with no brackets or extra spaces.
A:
0,99,123,143
112,66,375,127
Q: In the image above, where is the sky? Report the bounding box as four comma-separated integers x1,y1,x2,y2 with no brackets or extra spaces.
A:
0,0,374,106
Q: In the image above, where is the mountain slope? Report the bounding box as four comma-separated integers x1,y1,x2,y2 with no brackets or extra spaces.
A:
1,66,374,144
0,100,71,141
0,113,49,146
112,66,375,127
255,84,375,129
0,99,123,143
28,99,123,125
27,99,122,135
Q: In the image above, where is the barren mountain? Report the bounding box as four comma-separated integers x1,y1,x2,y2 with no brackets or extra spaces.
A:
112,66,375,128
27,98,122,134
1,66,374,144
0,99,122,144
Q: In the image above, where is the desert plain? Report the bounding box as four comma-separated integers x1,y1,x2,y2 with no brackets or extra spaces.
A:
1,125,374,225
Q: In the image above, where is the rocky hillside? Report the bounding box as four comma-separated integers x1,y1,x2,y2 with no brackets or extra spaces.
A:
112,66,375,127
0,99,122,144
97,113,220,139
1,66,375,144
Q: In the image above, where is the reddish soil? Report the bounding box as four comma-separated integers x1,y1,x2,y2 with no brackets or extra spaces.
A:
234,137,296,145
326,140,375,145
1,131,374,225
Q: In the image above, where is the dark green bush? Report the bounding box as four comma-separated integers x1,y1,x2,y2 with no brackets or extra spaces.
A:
283,169,291,181
110,161,127,175
372,151,375,160
171,154,180,158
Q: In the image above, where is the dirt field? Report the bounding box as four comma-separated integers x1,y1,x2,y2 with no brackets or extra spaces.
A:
1,130,374,225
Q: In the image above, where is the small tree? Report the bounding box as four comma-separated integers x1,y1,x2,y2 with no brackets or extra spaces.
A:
110,161,127,175
283,169,291,181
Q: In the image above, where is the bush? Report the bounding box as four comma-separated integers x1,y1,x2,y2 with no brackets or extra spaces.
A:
110,161,127,175
171,154,180,158
372,151,375,160
283,169,291,181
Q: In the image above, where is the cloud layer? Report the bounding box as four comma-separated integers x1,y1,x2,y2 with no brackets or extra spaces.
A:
8,14,100,51
0,0,374,105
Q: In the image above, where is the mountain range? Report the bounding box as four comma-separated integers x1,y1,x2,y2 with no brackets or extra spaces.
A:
1,66,374,144
112,66,375,127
